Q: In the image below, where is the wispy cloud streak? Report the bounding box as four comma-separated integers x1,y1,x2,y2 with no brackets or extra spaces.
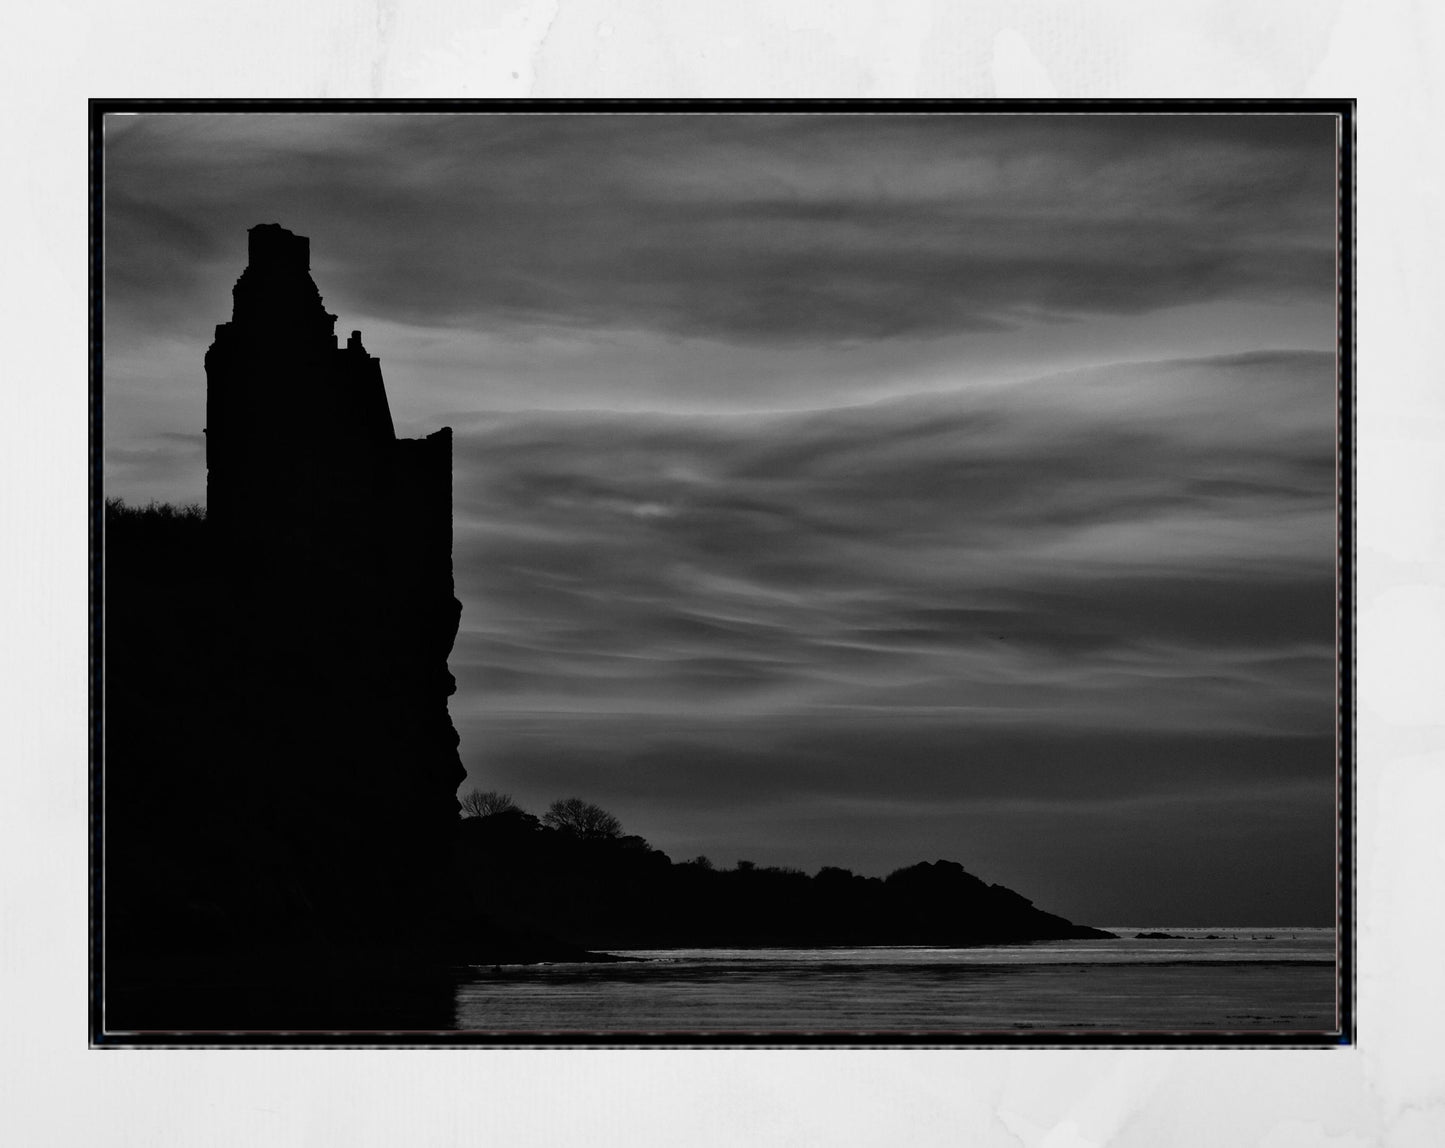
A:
451,351,1336,740
106,114,1338,344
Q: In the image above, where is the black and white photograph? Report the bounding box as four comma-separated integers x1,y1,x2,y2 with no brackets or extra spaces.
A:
93,104,1349,1044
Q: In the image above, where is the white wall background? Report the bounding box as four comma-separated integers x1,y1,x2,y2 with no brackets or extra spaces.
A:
2,2,1439,1144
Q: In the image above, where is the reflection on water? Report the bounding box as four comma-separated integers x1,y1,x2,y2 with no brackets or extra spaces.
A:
453,929,1337,1035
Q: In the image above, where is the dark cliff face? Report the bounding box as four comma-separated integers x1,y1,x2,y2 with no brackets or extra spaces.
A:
106,224,464,974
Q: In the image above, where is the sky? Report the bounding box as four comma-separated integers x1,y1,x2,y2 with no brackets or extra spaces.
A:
103,112,1341,925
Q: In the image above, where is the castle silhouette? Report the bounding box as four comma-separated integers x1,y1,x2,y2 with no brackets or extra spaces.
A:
104,226,466,1028
203,223,464,942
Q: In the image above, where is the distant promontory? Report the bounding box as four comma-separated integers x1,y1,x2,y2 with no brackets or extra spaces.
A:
450,793,1114,953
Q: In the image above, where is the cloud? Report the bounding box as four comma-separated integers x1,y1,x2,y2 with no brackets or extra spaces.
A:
448,351,1337,744
464,712,1333,810
104,113,1339,346
103,432,206,503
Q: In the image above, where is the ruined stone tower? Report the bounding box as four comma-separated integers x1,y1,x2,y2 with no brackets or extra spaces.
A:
202,223,464,945
206,224,400,537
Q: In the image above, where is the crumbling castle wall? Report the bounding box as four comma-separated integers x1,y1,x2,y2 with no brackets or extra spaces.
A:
202,223,464,945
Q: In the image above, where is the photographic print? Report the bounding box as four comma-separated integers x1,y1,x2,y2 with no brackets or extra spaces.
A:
92,102,1350,1046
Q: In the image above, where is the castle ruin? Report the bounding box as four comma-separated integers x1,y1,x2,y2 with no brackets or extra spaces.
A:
202,223,464,944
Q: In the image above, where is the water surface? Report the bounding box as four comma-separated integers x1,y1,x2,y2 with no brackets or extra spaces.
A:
453,927,1336,1035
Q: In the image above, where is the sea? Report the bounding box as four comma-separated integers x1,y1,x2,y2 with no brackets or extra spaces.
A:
452,927,1337,1036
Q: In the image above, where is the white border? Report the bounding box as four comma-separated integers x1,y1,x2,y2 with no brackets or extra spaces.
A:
4,2,1441,1144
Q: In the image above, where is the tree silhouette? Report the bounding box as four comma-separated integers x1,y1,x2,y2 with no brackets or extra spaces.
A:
541,797,623,841
458,789,521,819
